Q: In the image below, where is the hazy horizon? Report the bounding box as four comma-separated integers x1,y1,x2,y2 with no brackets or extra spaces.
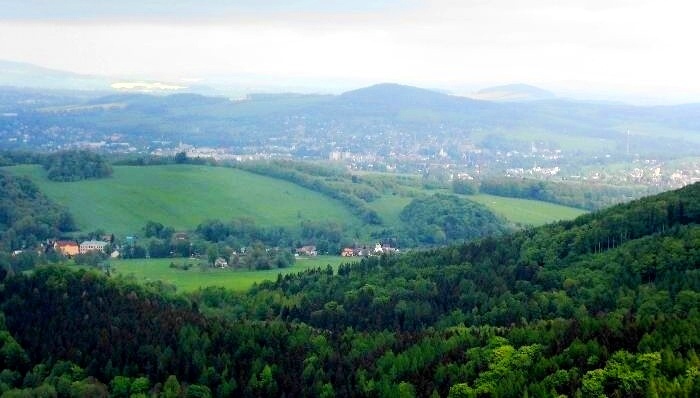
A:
2,0,700,103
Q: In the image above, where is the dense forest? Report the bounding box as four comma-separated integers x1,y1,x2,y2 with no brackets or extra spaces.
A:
42,150,113,182
0,172,75,254
0,183,697,396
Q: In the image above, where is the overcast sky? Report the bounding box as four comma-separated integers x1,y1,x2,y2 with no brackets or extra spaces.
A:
2,0,700,100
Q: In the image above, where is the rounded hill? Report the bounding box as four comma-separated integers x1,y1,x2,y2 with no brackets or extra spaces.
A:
6,164,359,235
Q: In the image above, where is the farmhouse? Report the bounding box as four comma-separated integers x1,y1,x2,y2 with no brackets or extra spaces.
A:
341,247,370,257
54,240,80,257
342,244,398,257
214,257,229,268
296,245,318,256
79,240,109,254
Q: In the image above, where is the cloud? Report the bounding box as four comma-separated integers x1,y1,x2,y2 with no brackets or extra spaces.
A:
0,0,416,21
0,0,699,100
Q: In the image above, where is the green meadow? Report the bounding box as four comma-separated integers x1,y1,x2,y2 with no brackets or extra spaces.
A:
367,195,414,226
466,193,587,225
106,255,353,292
7,164,359,235
5,163,587,240
366,187,586,227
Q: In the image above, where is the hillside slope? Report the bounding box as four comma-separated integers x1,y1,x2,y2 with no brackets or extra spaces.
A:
0,184,697,396
6,164,359,235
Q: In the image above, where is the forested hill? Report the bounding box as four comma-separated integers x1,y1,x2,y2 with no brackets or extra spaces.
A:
0,183,698,397
246,182,700,331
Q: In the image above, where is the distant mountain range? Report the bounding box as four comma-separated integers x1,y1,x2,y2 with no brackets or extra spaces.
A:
1,75,700,161
0,59,563,103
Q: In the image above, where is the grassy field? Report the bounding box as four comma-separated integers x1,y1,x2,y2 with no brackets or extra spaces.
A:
7,164,359,236
366,184,586,227
367,195,413,226
466,193,587,225
356,170,587,227
106,255,353,292
5,163,586,240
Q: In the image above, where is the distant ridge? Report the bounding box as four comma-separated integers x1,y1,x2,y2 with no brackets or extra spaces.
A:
338,83,484,110
0,59,111,91
472,83,556,101
341,83,451,101
0,59,193,94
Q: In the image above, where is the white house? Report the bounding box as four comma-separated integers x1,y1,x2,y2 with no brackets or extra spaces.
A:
79,240,109,254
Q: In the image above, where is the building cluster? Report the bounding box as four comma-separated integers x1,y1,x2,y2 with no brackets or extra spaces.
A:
53,239,112,257
295,245,318,257
341,243,399,257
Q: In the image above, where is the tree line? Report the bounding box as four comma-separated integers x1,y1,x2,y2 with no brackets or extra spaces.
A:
234,160,383,225
468,177,653,210
0,150,112,182
42,150,113,182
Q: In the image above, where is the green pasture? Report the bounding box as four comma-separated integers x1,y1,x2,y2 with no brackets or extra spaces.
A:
466,193,586,226
366,180,587,227
106,255,353,292
6,164,358,235
367,195,413,226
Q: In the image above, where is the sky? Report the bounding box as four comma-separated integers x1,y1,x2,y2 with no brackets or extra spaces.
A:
1,0,700,101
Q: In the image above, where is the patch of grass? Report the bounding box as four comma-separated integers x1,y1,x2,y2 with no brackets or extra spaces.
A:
367,195,413,226
105,255,354,292
466,193,587,226
6,164,359,236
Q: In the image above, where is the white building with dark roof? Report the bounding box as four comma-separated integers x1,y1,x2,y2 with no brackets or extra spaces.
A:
79,240,109,254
